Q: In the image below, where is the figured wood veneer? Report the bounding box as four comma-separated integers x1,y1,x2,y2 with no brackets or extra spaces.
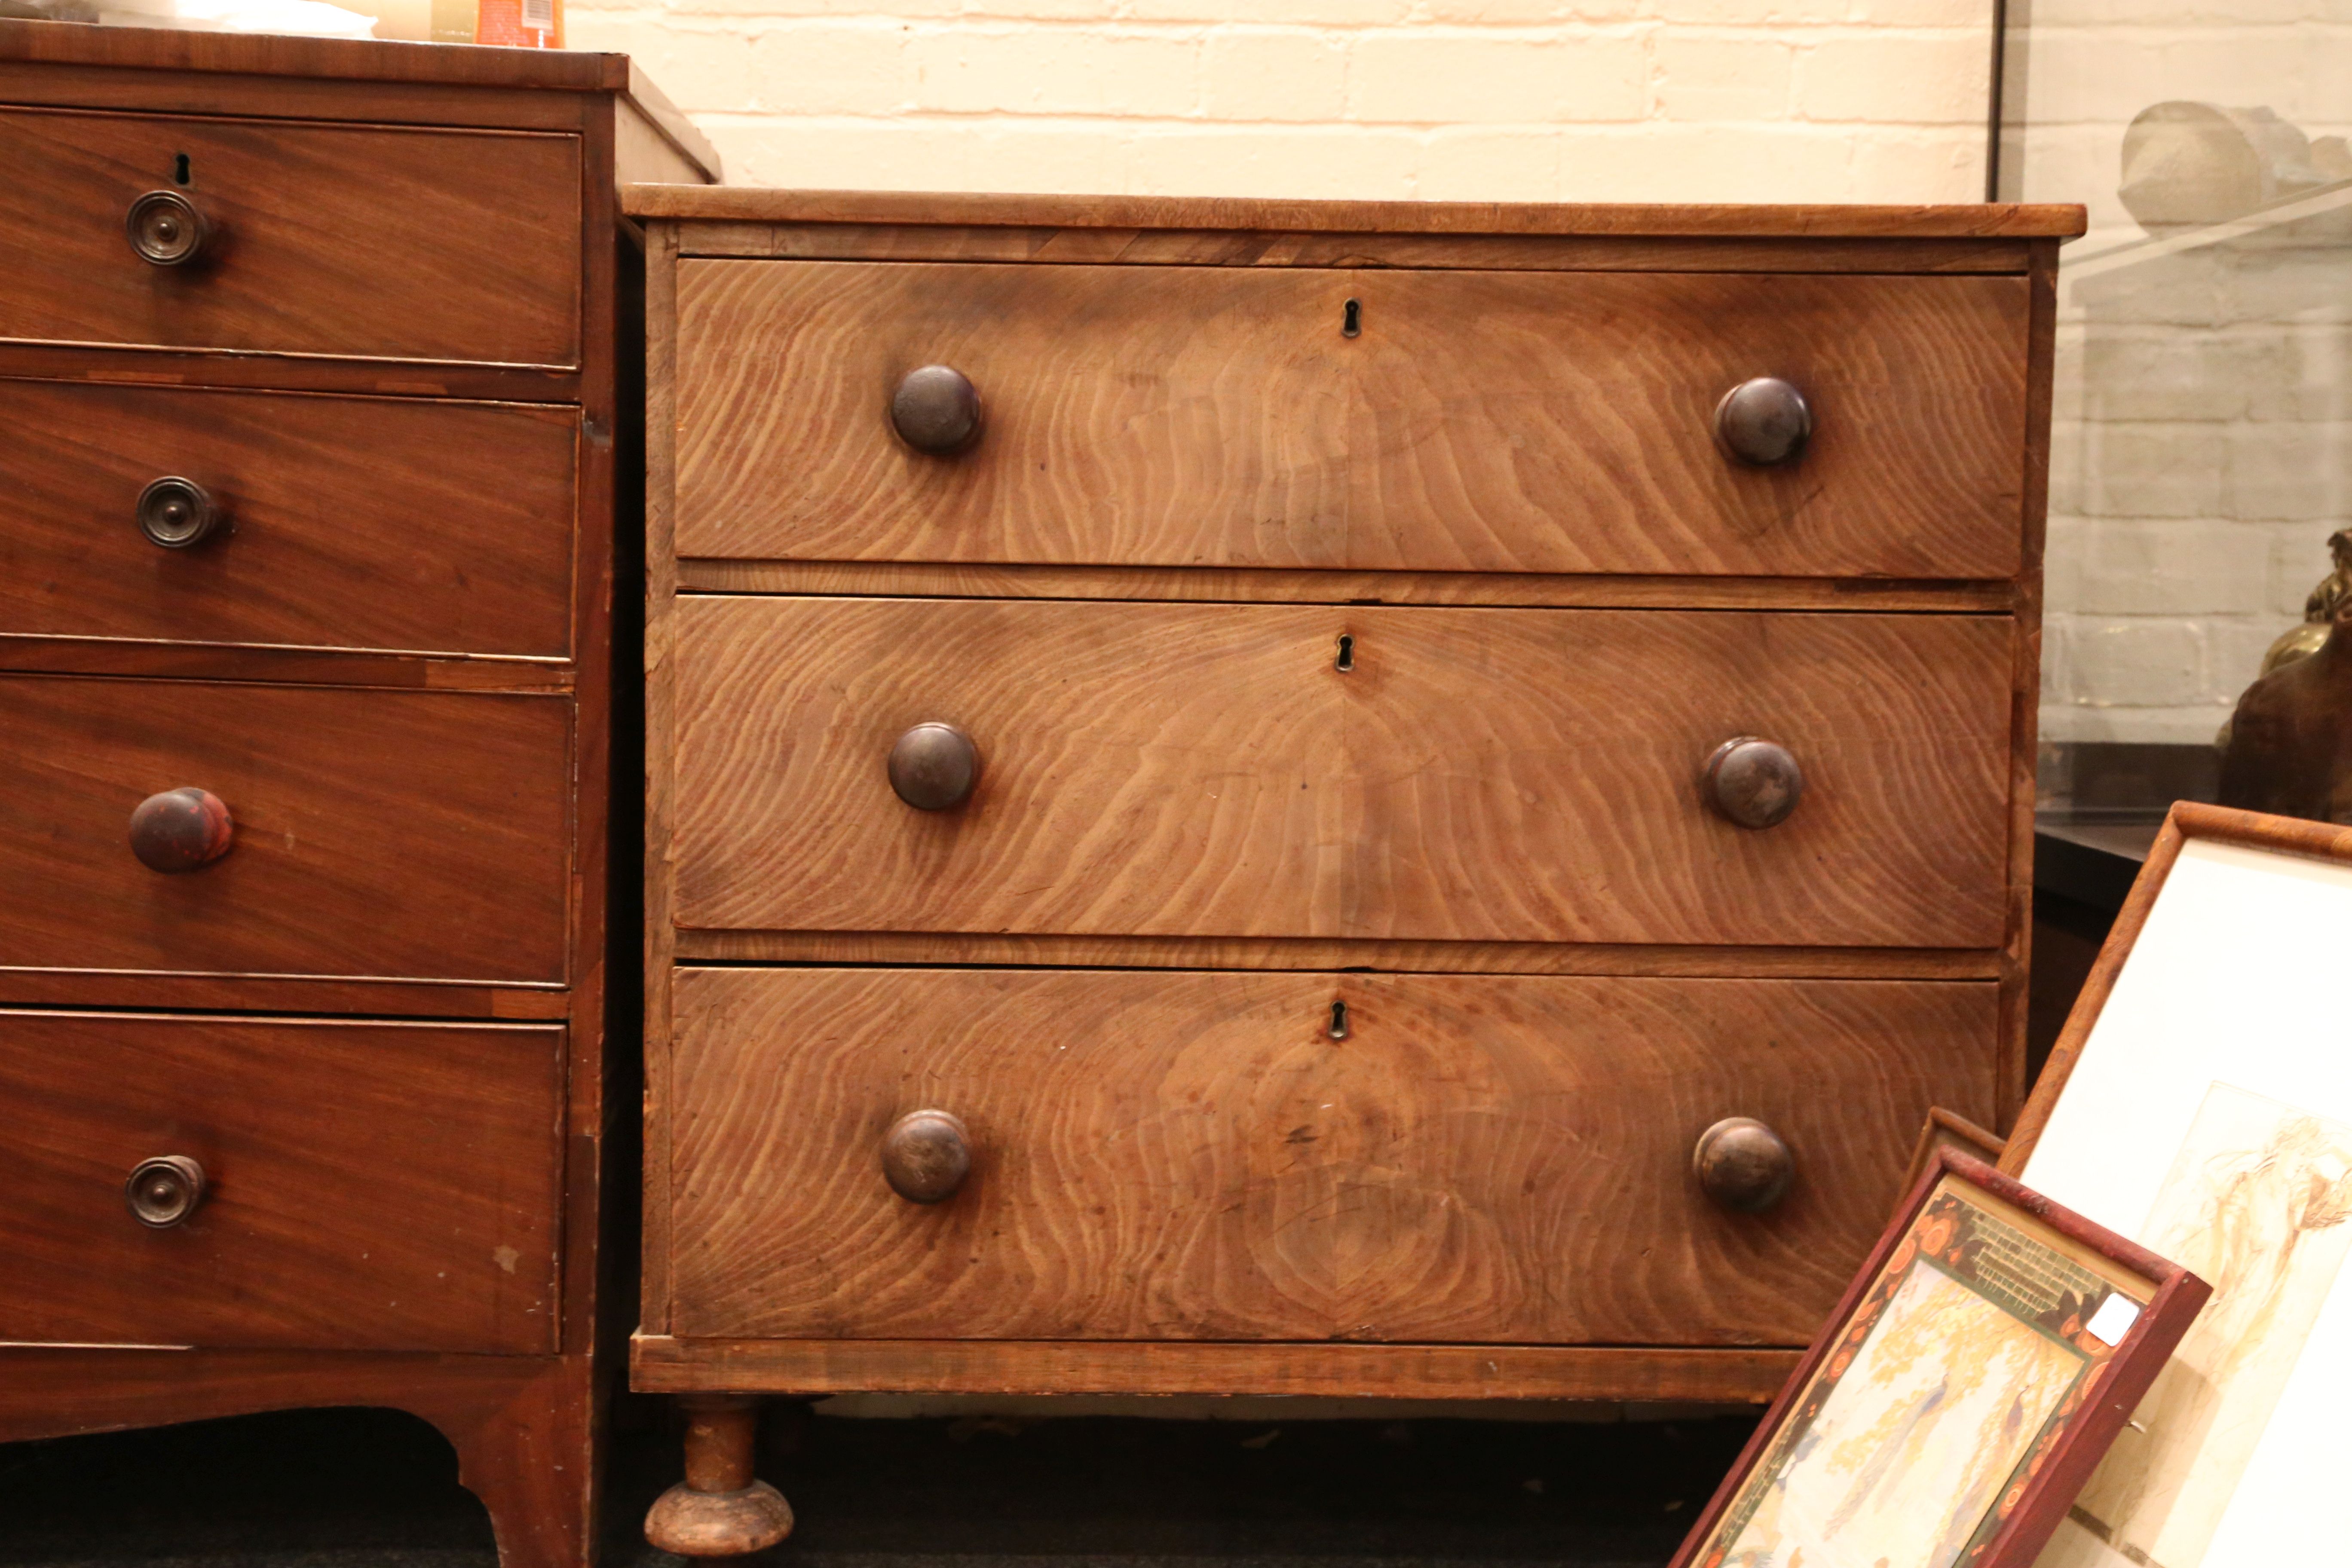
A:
0,1010,563,1353
671,597,2014,948
664,967,1997,1344
675,262,2028,577
0,107,580,367
0,380,576,657
0,675,570,983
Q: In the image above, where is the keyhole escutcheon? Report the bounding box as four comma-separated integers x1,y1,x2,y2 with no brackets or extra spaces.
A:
1334,634,1355,673
1327,1000,1350,1040
1342,297,1362,338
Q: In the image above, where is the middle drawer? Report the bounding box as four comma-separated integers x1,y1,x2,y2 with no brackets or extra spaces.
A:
674,596,2015,950
0,379,578,658
0,675,571,984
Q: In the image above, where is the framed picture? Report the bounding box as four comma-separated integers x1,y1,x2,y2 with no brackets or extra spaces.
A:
1894,1107,2008,1219
2001,802,2352,1568
1671,1149,2208,1568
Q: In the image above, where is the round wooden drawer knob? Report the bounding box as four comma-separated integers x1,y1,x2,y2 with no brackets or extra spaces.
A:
129,787,234,873
1703,736,1804,830
888,723,979,812
1715,377,1812,466
1694,1117,1794,1214
125,189,211,267
137,476,225,549
881,1110,971,1204
891,365,983,455
126,1155,207,1228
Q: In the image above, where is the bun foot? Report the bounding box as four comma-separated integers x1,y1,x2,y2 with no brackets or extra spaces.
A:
645,1479,794,1557
649,1393,792,1556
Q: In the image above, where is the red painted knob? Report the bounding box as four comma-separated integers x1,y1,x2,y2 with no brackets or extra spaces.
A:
129,787,234,873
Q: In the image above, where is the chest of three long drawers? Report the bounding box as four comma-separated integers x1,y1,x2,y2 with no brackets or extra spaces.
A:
631,193,2083,1463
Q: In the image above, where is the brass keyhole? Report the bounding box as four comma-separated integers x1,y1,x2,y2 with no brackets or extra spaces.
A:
1335,634,1355,673
1342,298,1362,338
1327,1000,1349,1040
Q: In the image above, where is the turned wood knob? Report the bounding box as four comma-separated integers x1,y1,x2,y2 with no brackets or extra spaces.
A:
1694,1117,1795,1213
890,365,983,455
888,723,979,811
137,476,225,549
126,1155,206,1227
881,1110,971,1203
128,787,234,873
125,189,211,267
1715,377,1812,466
1703,736,1804,830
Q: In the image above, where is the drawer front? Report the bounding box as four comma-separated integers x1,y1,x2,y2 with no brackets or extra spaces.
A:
675,260,2027,578
0,1010,561,1353
0,109,580,367
0,380,575,656
0,677,570,983
667,967,1997,1344
674,598,2014,949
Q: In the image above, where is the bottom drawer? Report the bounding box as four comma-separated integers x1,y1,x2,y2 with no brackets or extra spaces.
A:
1,1011,563,1354
665,968,1996,1345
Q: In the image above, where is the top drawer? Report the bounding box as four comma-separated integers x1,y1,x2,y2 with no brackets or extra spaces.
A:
0,109,581,368
674,261,2029,578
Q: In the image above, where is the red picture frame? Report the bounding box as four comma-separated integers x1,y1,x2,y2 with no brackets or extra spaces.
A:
1669,1150,2209,1568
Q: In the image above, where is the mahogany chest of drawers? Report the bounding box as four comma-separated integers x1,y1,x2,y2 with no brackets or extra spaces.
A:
627,188,2083,1547
0,24,713,1565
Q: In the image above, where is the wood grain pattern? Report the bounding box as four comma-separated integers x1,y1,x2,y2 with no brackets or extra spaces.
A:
667,221,2038,276
0,675,571,983
0,108,580,367
675,261,2028,578
663,966,1997,1344
628,186,2089,240
0,379,576,657
631,1335,1798,1403
678,559,2017,613
671,597,2015,949
674,928,2006,980
0,1010,562,1353
0,1346,596,1568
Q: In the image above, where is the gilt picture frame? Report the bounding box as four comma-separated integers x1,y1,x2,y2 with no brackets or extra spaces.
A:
1669,1151,2207,1568
2000,803,2352,1568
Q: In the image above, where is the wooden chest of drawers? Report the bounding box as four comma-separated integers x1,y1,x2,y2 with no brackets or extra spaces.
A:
0,24,714,1566
628,189,2082,1548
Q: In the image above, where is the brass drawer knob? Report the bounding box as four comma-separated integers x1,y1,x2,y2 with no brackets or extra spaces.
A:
891,365,983,455
1703,735,1804,829
137,476,225,549
126,1155,207,1228
1694,1117,1793,1213
125,189,211,268
1714,377,1812,466
881,1110,971,1204
888,722,979,812
129,786,234,873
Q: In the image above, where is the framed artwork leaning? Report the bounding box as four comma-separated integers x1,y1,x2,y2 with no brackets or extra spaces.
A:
2001,803,2352,1568
1670,1150,2208,1568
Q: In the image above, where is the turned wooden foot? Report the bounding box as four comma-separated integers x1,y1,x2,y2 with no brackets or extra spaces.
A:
646,1394,793,1557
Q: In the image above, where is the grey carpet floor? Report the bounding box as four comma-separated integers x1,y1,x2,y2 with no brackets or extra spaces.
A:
0,1401,1755,1568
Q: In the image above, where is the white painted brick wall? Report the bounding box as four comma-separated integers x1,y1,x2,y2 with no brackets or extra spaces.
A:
573,1,1997,201
2016,0,2352,747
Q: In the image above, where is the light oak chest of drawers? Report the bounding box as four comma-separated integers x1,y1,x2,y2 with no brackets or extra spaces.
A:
628,188,2085,1547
